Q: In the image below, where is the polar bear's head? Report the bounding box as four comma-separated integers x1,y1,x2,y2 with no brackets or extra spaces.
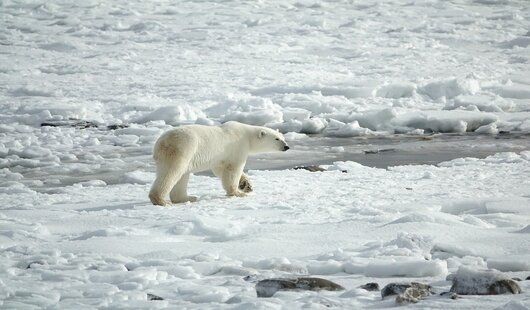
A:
251,127,289,153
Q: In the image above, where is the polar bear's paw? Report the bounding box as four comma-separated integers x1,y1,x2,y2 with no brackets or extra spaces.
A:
149,192,170,206
228,190,247,198
171,195,198,204
238,175,253,193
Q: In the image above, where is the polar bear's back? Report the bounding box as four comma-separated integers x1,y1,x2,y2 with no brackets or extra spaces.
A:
154,125,215,158
153,124,252,172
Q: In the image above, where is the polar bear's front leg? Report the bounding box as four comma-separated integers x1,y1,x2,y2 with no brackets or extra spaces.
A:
213,168,251,191
170,173,197,203
220,163,247,197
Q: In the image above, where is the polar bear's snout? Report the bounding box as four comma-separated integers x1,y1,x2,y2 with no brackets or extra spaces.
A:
277,139,289,151
274,135,289,151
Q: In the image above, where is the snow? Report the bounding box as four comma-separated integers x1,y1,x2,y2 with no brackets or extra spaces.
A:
363,260,448,278
449,266,522,295
1,0,530,307
1,0,529,138
487,257,530,272
497,301,530,310
1,152,530,308
487,84,530,100
323,119,374,137
135,106,206,125
122,170,155,185
418,78,480,100
375,82,416,99
475,123,500,135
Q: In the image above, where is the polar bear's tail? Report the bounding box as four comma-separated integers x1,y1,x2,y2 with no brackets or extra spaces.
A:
152,138,164,161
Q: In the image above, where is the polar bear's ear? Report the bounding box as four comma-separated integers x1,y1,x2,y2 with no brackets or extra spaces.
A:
259,130,266,139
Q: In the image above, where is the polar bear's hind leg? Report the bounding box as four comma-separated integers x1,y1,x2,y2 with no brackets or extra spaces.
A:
149,159,186,206
149,137,192,206
170,173,197,203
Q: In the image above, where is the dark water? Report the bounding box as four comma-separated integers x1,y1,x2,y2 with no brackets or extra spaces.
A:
246,132,530,170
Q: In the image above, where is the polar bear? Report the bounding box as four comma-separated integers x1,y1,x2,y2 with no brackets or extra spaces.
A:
149,121,289,206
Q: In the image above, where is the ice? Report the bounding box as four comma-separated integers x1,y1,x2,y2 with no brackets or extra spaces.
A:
475,123,499,135
39,42,78,52
122,170,154,185
160,265,199,279
9,86,59,97
16,146,53,159
441,198,530,216
135,106,205,125
516,225,530,233
268,119,304,133
206,95,285,126
171,217,246,242
282,108,312,122
366,260,448,278
323,120,373,137
487,257,530,272
114,127,162,137
375,83,416,99
177,285,230,303
501,36,530,49
496,301,530,310
1,0,530,307
1,169,23,181
439,151,529,167
73,227,149,240
325,160,366,172
368,233,434,260
419,78,480,100
244,258,307,274
448,95,508,113
283,132,308,140
300,117,327,134
110,134,140,147
385,212,459,226
449,266,521,295
400,111,498,133
487,83,530,99
519,120,530,132
349,108,398,132
39,64,86,75
194,117,218,126
307,260,344,275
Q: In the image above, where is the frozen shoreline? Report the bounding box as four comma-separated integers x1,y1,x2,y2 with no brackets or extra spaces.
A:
7,132,529,193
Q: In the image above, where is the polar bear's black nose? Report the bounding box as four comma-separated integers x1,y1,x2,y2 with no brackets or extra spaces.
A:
283,145,290,151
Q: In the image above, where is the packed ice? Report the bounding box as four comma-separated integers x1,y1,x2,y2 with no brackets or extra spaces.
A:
1,0,530,308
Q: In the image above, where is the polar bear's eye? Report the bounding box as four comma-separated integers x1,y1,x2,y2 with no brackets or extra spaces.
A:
275,138,280,141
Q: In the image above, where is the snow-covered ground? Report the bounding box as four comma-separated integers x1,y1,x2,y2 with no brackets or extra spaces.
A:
1,0,530,308
1,153,530,308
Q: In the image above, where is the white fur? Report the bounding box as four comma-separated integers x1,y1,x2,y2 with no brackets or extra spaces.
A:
149,121,288,205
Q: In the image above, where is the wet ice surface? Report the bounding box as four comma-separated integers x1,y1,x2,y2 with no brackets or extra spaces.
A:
9,132,530,192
